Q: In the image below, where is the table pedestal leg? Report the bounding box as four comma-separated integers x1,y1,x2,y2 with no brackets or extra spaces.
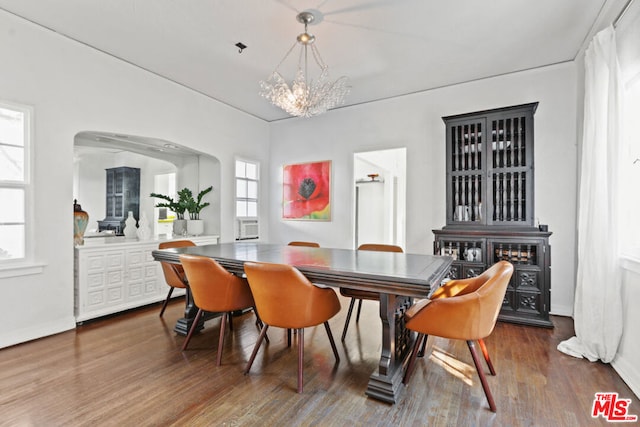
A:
173,288,204,336
365,294,413,403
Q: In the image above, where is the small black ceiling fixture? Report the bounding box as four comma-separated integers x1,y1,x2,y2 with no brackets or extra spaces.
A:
235,42,247,53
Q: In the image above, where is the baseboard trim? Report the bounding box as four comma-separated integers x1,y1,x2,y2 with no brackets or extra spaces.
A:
0,317,76,349
612,356,640,399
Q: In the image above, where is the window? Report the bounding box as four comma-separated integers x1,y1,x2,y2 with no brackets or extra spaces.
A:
620,74,640,252
617,4,640,253
235,159,259,218
0,101,31,264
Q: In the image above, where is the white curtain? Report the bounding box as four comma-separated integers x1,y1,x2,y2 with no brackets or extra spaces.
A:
557,26,623,363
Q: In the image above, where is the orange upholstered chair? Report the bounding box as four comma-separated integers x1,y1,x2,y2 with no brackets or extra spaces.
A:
287,241,320,247
340,243,404,341
243,261,341,393
402,261,514,412
158,240,196,317
179,254,261,366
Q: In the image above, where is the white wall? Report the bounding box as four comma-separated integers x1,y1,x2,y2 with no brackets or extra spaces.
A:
613,258,640,398
0,10,269,348
269,62,578,316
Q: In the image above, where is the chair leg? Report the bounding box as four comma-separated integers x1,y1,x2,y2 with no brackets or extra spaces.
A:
228,312,233,332
324,321,340,363
341,298,357,341
355,299,364,322
287,328,292,347
216,312,228,366
403,333,425,385
182,308,203,351
253,309,269,344
159,287,174,317
245,324,269,374
418,333,428,357
467,340,497,412
297,328,304,393
478,338,496,375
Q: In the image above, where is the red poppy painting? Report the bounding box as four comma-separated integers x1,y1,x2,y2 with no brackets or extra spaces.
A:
282,160,331,220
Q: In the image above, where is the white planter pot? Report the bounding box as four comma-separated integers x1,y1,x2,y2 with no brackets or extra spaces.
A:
172,219,187,236
187,219,204,236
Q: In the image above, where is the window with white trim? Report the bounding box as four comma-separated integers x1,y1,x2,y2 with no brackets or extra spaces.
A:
0,101,31,263
235,159,259,218
617,4,640,253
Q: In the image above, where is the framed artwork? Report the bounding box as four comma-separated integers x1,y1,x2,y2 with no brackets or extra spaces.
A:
282,160,331,220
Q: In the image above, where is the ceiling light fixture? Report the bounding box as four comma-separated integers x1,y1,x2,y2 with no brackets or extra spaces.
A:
259,11,349,118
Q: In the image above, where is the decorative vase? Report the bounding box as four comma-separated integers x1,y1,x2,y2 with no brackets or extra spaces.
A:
173,219,187,236
123,211,138,239
73,199,89,246
136,212,152,240
187,219,204,236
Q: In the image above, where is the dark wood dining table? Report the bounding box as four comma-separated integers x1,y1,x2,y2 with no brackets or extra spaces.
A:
152,242,452,403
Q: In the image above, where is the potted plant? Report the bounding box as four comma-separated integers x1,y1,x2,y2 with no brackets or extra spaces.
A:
182,186,213,236
149,191,188,236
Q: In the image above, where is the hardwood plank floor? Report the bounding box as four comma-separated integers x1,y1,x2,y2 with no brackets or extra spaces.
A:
1,297,638,426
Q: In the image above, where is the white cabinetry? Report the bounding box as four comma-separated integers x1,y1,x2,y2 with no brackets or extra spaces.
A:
74,235,219,323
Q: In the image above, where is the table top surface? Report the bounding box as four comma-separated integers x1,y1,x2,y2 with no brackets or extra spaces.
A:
153,242,453,298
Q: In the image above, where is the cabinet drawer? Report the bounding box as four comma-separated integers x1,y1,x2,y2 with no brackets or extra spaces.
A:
446,264,461,280
87,272,104,288
106,270,124,286
86,254,105,271
144,279,158,295
514,268,542,292
87,290,105,307
126,250,145,266
463,264,485,278
443,262,487,281
128,266,144,281
106,286,124,304
144,264,157,279
128,281,144,298
516,290,543,315
106,252,124,269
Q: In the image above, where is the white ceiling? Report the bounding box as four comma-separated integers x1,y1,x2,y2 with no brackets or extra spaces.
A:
0,0,616,122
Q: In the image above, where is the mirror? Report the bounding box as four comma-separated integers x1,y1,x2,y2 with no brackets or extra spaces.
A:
73,131,221,239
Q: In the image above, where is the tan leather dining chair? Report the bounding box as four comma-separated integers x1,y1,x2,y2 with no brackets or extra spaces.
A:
340,243,404,341
287,241,320,247
243,261,341,393
402,261,514,412
158,240,196,317
179,254,262,366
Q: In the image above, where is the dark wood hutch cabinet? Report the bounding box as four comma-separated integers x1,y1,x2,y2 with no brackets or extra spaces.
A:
97,167,140,234
433,103,553,327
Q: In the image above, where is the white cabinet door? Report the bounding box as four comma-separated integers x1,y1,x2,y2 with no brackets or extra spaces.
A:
75,236,218,322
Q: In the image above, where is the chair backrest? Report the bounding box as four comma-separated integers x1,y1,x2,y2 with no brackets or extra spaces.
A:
158,239,196,250
158,240,196,288
430,261,503,300
179,254,254,312
358,243,403,253
406,261,513,340
288,241,320,247
244,261,340,329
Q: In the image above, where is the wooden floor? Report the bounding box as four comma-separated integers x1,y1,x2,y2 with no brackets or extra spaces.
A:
1,297,638,427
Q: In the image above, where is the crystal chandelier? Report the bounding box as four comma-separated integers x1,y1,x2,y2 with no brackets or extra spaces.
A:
260,11,350,118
